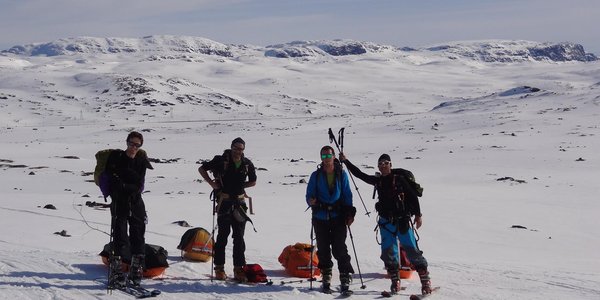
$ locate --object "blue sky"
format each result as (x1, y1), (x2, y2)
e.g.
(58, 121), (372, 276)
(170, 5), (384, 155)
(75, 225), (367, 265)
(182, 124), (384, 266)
(1, 0), (598, 54)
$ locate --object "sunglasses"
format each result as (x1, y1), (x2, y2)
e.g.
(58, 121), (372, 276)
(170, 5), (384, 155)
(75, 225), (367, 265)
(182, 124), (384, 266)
(378, 160), (390, 166)
(321, 153), (333, 159)
(232, 145), (245, 151)
(127, 141), (142, 148)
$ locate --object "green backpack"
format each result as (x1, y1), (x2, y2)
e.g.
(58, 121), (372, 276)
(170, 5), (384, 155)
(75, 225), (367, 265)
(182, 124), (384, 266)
(94, 149), (149, 198)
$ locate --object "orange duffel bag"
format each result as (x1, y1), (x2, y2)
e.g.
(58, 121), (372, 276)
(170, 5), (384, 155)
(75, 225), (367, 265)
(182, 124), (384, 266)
(278, 242), (321, 278)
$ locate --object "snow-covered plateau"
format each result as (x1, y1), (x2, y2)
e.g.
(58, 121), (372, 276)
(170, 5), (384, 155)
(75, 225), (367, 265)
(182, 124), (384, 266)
(1, 36), (599, 299)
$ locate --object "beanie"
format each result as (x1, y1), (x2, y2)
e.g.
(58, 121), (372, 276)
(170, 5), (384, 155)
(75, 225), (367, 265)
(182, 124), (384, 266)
(378, 153), (391, 163)
(231, 137), (246, 147)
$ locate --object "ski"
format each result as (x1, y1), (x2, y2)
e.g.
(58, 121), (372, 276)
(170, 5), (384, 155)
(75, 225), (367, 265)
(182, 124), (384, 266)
(380, 286), (407, 298)
(111, 285), (161, 298)
(99, 278), (160, 299)
(409, 286), (440, 300)
(206, 274), (273, 286)
(321, 286), (334, 294)
(318, 285), (352, 297)
(338, 289), (353, 298)
(381, 290), (394, 297)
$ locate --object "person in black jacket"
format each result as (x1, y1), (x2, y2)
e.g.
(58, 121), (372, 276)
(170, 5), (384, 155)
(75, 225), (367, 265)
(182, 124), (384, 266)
(339, 153), (432, 295)
(106, 131), (153, 288)
(198, 137), (257, 282)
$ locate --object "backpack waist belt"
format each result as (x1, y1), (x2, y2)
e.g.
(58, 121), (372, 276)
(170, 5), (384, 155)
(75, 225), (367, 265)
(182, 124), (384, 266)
(220, 193), (245, 200)
(312, 201), (342, 212)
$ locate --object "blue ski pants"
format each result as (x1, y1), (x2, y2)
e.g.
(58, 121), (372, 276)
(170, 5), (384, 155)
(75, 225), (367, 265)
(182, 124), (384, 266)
(378, 216), (428, 271)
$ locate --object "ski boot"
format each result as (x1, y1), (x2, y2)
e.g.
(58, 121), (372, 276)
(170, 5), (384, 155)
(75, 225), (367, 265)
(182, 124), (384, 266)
(214, 265), (227, 280)
(417, 267), (432, 295)
(320, 267), (333, 293)
(388, 268), (401, 294)
(127, 254), (145, 287)
(233, 266), (248, 283)
(108, 255), (126, 289)
(339, 272), (352, 295)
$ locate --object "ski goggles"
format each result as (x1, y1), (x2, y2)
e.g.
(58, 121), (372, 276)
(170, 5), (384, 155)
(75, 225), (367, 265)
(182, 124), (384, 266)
(378, 160), (391, 166)
(321, 154), (333, 159)
(127, 141), (142, 148)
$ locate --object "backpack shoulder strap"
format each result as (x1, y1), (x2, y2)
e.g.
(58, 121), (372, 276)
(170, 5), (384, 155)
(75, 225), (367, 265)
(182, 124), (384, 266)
(221, 150), (231, 171)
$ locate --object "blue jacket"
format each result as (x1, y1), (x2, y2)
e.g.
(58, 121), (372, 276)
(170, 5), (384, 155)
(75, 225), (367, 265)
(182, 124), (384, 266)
(306, 166), (353, 220)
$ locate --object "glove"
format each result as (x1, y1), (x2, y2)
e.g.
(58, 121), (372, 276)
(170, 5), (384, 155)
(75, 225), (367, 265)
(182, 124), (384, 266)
(343, 206), (356, 226)
(346, 216), (354, 226)
(343, 206), (357, 218)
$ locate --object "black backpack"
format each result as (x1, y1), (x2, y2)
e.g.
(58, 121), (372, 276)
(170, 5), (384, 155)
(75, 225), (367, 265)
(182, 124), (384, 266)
(100, 243), (168, 277)
(391, 168), (423, 197)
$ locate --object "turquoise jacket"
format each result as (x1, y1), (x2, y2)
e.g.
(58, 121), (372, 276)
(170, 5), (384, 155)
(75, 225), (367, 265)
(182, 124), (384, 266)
(305, 166), (353, 220)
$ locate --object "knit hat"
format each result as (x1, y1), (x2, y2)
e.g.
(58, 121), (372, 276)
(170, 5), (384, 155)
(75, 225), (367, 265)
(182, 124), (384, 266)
(378, 153), (391, 163)
(231, 137), (246, 147)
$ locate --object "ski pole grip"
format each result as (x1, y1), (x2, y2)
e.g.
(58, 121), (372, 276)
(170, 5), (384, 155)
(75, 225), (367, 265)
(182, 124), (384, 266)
(248, 196), (254, 215)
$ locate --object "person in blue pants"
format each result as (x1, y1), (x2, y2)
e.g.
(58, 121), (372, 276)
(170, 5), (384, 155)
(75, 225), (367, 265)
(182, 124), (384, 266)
(340, 153), (432, 295)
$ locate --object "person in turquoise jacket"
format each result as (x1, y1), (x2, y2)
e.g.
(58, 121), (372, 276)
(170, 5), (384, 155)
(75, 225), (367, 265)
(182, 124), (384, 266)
(306, 145), (356, 294)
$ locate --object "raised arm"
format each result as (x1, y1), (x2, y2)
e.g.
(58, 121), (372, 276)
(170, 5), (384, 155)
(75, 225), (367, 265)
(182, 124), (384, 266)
(339, 154), (378, 185)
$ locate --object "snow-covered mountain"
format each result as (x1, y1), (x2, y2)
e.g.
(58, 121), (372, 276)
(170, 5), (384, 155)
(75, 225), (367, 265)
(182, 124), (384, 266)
(264, 40), (398, 58)
(425, 40), (597, 62)
(3, 35), (597, 62)
(1, 35), (599, 300)
(1, 35), (598, 128)
(2, 36), (238, 57)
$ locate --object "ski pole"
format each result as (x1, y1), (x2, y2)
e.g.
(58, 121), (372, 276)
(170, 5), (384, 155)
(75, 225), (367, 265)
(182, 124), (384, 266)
(309, 223), (316, 290)
(209, 190), (220, 282)
(107, 203), (116, 294)
(200, 195), (218, 264)
(328, 128), (371, 217)
(347, 173), (370, 217)
(338, 128), (345, 153)
(328, 128), (341, 150)
(347, 225), (366, 289)
(281, 279), (304, 285)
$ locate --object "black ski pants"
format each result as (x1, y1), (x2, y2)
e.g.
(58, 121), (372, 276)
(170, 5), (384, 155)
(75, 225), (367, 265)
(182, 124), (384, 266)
(214, 213), (246, 267)
(111, 193), (146, 257)
(313, 217), (355, 274)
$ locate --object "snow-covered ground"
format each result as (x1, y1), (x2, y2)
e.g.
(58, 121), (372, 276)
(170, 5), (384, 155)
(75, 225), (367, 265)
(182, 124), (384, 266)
(1, 37), (599, 299)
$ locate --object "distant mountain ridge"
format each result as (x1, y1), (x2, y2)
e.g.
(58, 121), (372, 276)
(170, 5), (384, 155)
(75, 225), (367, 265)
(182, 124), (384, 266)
(2, 35), (597, 63)
(425, 40), (597, 62)
(2, 36), (236, 57)
(264, 40), (397, 58)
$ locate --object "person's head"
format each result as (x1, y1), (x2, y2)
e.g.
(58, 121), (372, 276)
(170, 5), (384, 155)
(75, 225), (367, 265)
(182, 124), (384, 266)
(230, 137), (245, 160)
(125, 131), (143, 157)
(378, 153), (392, 175)
(320, 145), (335, 168)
